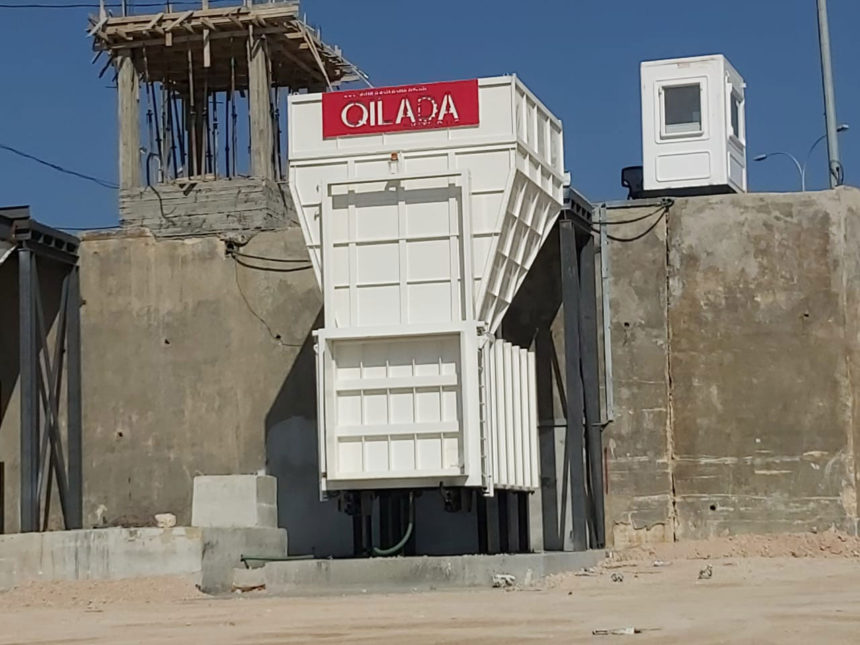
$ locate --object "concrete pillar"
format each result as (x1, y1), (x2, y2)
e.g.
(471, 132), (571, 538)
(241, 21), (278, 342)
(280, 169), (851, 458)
(248, 35), (274, 180)
(116, 50), (140, 189)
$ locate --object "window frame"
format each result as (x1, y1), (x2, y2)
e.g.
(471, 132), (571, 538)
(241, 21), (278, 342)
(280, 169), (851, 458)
(658, 79), (707, 141)
(728, 88), (745, 146)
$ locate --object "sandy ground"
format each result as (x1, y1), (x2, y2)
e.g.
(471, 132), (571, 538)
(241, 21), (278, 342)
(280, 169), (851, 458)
(3, 534), (860, 644)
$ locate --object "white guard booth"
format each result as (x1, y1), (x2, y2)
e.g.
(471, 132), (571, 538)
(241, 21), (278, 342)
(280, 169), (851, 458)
(641, 54), (747, 194)
(288, 76), (564, 496)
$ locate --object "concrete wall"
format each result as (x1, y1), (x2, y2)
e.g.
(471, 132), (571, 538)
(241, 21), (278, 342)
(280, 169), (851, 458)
(72, 225), (357, 553)
(5, 187), (858, 553)
(604, 187), (860, 546)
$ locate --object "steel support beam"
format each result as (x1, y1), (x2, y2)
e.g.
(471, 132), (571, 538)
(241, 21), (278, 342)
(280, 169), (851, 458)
(578, 233), (605, 549)
(67, 267), (83, 529)
(517, 491), (530, 553)
(498, 490), (510, 553)
(18, 248), (39, 533)
(559, 219), (588, 551)
(4, 206), (82, 534)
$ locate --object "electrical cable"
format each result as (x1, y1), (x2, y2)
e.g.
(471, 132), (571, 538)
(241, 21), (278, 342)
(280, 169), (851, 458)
(231, 249), (309, 264)
(0, 143), (118, 189)
(371, 492), (414, 557)
(233, 256), (312, 273)
(595, 206), (668, 243)
(591, 203), (670, 226)
(231, 256), (304, 348)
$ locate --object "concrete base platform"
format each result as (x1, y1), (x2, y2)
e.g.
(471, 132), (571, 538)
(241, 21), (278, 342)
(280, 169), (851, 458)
(264, 551), (604, 595)
(0, 526), (287, 594)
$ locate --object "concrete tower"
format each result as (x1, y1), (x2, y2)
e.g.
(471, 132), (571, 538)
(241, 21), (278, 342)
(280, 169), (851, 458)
(89, 1), (361, 236)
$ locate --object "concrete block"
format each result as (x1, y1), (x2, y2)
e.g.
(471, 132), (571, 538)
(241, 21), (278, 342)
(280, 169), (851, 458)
(192, 475), (278, 529)
(199, 527), (287, 594)
(264, 551), (603, 595)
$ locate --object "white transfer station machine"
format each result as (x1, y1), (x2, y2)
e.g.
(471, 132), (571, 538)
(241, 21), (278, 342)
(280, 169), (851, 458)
(288, 76), (565, 554)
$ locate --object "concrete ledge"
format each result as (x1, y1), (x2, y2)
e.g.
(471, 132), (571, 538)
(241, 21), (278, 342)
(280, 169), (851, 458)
(0, 526), (287, 594)
(264, 551), (604, 595)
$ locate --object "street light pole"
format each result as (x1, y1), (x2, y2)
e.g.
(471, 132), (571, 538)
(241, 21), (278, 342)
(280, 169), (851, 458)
(802, 124), (848, 189)
(754, 152), (804, 191)
(754, 124), (848, 190)
(817, 0), (842, 187)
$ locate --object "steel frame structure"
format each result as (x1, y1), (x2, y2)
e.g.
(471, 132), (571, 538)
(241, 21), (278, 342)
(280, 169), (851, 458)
(559, 189), (605, 551)
(0, 206), (82, 533)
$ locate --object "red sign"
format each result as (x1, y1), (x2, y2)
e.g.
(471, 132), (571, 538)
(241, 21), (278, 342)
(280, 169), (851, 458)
(322, 79), (480, 138)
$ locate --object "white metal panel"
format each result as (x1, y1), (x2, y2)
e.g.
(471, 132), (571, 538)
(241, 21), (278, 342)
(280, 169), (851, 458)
(318, 330), (539, 493)
(323, 332), (463, 483)
(318, 324), (485, 491)
(526, 350), (539, 489)
(289, 76), (562, 168)
(491, 340), (506, 487)
(321, 171), (474, 329)
(641, 54), (747, 193)
(484, 338), (539, 491)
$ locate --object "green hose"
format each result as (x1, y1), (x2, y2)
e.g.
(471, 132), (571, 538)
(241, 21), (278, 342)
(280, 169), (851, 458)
(240, 554), (313, 568)
(372, 492), (414, 557)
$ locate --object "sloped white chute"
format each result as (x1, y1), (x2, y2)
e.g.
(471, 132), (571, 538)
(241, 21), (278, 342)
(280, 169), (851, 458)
(288, 75), (564, 333)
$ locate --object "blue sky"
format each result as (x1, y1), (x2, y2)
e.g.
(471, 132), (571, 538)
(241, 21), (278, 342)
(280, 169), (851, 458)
(0, 0), (857, 228)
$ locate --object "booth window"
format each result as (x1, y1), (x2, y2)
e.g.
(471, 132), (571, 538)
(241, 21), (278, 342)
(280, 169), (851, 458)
(663, 84), (702, 136)
(730, 91), (743, 140)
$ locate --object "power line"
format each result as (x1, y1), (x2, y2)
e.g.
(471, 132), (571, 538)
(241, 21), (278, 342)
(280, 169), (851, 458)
(0, 143), (118, 189)
(58, 225), (121, 231)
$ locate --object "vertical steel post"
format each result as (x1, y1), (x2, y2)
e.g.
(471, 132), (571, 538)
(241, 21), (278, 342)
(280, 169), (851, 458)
(18, 247), (39, 532)
(67, 266), (83, 529)
(817, 0), (842, 187)
(476, 493), (489, 553)
(498, 490), (510, 553)
(598, 206), (614, 422)
(578, 233), (605, 549)
(516, 491), (530, 553)
(351, 512), (363, 557)
(560, 219), (588, 551)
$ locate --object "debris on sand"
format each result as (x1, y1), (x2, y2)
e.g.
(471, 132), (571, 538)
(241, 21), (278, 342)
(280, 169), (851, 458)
(492, 574), (516, 588)
(593, 627), (641, 636)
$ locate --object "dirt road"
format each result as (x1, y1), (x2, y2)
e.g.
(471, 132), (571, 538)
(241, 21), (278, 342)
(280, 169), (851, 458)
(3, 537), (860, 643)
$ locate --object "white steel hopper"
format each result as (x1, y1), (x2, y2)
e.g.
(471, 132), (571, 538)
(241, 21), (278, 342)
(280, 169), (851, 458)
(288, 75), (564, 334)
(287, 76), (564, 494)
